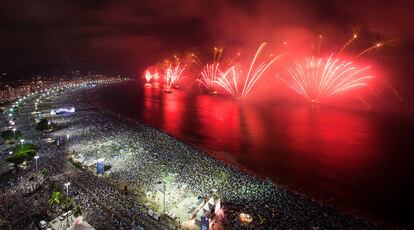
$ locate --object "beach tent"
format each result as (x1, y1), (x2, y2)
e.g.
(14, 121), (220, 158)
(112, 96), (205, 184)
(68, 216), (95, 230)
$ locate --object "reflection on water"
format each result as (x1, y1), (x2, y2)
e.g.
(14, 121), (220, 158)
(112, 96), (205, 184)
(100, 84), (414, 226)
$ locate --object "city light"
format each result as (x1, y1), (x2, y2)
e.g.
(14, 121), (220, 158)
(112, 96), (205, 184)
(0, 2), (410, 229)
(64, 182), (71, 196)
(34, 155), (39, 170)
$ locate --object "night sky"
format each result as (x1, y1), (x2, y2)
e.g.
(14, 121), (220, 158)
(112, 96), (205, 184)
(1, 0), (414, 93)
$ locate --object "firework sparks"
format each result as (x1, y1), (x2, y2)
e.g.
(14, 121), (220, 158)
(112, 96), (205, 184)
(280, 55), (374, 103)
(241, 43), (284, 97)
(191, 53), (204, 69)
(356, 94), (372, 110)
(145, 70), (152, 83)
(355, 42), (383, 59)
(164, 65), (185, 93)
(222, 52), (241, 66)
(338, 33), (358, 56)
(192, 47), (225, 94)
(216, 43), (283, 98)
(216, 66), (239, 97)
(388, 83), (404, 102)
(213, 47), (223, 63)
(144, 69), (161, 87)
(153, 72), (160, 81)
(197, 63), (221, 94)
(317, 34), (323, 56)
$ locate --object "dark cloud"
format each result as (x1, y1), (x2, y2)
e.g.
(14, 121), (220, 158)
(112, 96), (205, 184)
(0, 0), (413, 78)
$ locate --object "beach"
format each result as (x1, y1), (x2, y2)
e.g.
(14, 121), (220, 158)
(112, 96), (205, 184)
(1, 81), (380, 229)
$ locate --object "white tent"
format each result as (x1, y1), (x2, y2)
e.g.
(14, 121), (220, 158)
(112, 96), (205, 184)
(67, 216), (95, 230)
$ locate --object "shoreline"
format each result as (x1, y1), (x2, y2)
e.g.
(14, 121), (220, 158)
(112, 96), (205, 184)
(90, 83), (400, 228)
(64, 83), (384, 229)
(0, 82), (394, 229)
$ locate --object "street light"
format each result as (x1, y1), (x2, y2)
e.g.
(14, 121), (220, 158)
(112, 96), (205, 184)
(63, 181), (71, 229)
(157, 181), (166, 215)
(20, 139), (25, 148)
(34, 155), (39, 171)
(12, 128), (16, 139)
(64, 182), (70, 196)
(48, 121), (51, 130)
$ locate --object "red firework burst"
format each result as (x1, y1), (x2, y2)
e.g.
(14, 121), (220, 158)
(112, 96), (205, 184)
(164, 65), (185, 93)
(279, 55), (374, 103)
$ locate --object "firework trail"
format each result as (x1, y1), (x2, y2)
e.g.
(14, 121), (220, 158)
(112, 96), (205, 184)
(356, 94), (372, 110)
(213, 47), (223, 63)
(145, 70), (152, 83)
(164, 65), (185, 93)
(317, 35), (323, 56)
(355, 42), (383, 59)
(338, 33), (358, 56)
(216, 66), (239, 97)
(193, 47), (224, 94)
(191, 53), (204, 69)
(216, 43), (284, 98)
(241, 42), (283, 97)
(388, 83), (404, 102)
(222, 52), (241, 66)
(197, 63), (221, 94)
(151, 70), (160, 87)
(280, 55), (374, 103)
(192, 47), (223, 67)
(153, 72), (160, 81)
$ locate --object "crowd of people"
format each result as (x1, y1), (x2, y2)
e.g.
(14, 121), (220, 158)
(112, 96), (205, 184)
(0, 82), (378, 229)
(63, 86), (376, 229)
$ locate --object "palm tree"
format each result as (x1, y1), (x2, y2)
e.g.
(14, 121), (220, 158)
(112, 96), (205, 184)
(48, 191), (62, 206)
(63, 196), (74, 228)
(63, 196), (73, 210)
(73, 204), (82, 217)
(41, 168), (49, 176)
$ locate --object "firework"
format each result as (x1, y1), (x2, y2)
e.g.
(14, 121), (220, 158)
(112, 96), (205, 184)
(356, 94), (372, 110)
(216, 42), (284, 98)
(338, 33), (358, 56)
(280, 55), (374, 103)
(317, 34), (323, 56)
(222, 52), (241, 66)
(144, 70), (152, 87)
(216, 66), (239, 97)
(355, 42), (383, 59)
(164, 65), (185, 93)
(153, 72), (160, 81)
(197, 63), (221, 94)
(214, 47), (223, 63)
(144, 69), (161, 87)
(192, 47), (224, 94)
(145, 70), (153, 83)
